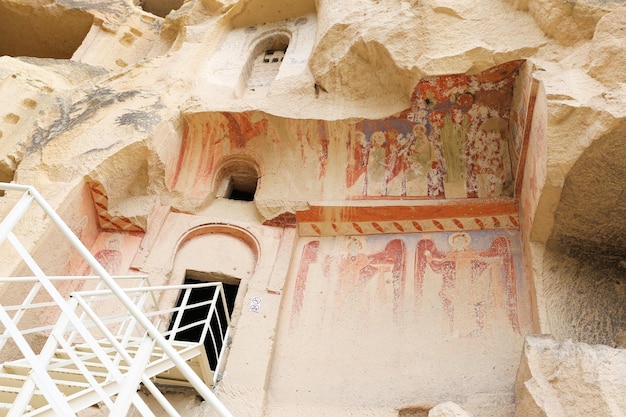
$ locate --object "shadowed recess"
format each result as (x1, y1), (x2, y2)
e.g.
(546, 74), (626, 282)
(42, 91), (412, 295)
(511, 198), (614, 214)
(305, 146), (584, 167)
(0, 3), (93, 58)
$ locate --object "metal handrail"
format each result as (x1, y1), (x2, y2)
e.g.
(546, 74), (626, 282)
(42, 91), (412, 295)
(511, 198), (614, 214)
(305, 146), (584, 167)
(0, 183), (233, 416)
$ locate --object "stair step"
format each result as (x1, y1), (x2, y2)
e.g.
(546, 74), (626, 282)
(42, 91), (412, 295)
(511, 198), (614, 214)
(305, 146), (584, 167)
(0, 339), (214, 416)
(0, 371), (91, 393)
(55, 347), (164, 364)
(1, 364), (109, 384)
(3, 358), (129, 376)
(72, 338), (194, 354)
(0, 372), (28, 388)
(0, 385), (48, 409)
(0, 402), (33, 417)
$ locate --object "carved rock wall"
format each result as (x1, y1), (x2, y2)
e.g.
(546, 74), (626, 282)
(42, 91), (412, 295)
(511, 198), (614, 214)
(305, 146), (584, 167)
(0, 0), (626, 416)
(515, 335), (626, 417)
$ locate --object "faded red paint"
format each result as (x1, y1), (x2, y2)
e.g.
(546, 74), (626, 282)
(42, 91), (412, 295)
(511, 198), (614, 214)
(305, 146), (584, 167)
(290, 241), (320, 327)
(415, 234), (520, 336)
(347, 60), (527, 200)
(221, 112), (268, 149)
(333, 238), (407, 317)
(317, 120), (329, 179)
(393, 222), (404, 232)
(372, 222), (384, 233)
(296, 199), (518, 223)
(291, 238), (407, 325)
(263, 212), (297, 228)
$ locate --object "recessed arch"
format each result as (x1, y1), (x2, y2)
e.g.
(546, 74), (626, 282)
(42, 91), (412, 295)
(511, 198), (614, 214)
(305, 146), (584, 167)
(239, 31), (292, 97)
(214, 156), (261, 202)
(173, 223), (260, 277)
(543, 119), (626, 346)
(169, 223), (260, 373)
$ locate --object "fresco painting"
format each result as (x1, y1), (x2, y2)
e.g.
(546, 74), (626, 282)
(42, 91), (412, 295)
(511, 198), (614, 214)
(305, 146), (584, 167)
(172, 112), (269, 198)
(64, 183), (100, 275)
(416, 233), (520, 337)
(347, 60), (528, 199)
(279, 231), (531, 409)
(290, 230), (529, 338)
(79, 232), (143, 276)
(171, 61), (531, 205)
(290, 237), (406, 329)
(509, 60), (533, 175)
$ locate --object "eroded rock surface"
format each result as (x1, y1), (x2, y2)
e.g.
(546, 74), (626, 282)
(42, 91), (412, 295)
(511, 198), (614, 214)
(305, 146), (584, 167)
(515, 335), (626, 417)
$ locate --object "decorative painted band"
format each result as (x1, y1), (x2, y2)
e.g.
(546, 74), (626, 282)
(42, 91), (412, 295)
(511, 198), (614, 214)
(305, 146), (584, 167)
(298, 214), (519, 236)
(296, 199), (519, 236)
(88, 181), (145, 232)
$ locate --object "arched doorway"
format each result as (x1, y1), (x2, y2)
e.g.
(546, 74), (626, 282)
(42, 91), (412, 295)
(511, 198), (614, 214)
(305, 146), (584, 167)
(169, 225), (259, 372)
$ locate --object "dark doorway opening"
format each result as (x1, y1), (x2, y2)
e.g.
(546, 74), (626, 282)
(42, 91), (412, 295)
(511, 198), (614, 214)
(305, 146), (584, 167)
(228, 186), (255, 201)
(169, 274), (240, 370)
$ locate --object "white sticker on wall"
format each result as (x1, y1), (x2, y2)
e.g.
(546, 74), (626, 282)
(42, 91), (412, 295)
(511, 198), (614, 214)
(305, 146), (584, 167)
(250, 297), (261, 312)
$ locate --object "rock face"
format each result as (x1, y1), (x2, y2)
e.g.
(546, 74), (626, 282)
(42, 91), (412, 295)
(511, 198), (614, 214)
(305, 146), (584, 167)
(515, 335), (626, 417)
(0, 0), (625, 417)
(429, 402), (473, 417)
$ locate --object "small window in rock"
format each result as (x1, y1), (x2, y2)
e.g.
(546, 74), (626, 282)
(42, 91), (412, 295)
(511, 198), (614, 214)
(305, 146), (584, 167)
(228, 183), (256, 201)
(216, 159), (259, 202)
(242, 34), (290, 96)
(263, 49), (285, 63)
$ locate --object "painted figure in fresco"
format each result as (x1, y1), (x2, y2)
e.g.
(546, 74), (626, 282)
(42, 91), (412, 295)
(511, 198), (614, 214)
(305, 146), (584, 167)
(464, 103), (511, 198)
(367, 131), (388, 196)
(349, 119), (434, 198)
(385, 132), (409, 196)
(333, 237), (406, 317)
(427, 161), (446, 198)
(82, 236), (123, 275)
(415, 233), (520, 336)
(404, 125), (431, 196)
(387, 125), (432, 197)
(440, 106), (470, 186)
(290, 237), (406, 329)
(290, 240), (320, 328)
(348, 131), (371, 196)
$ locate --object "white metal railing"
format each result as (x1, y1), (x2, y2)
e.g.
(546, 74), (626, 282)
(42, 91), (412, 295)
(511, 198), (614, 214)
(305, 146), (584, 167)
(0, 183), (233, 416)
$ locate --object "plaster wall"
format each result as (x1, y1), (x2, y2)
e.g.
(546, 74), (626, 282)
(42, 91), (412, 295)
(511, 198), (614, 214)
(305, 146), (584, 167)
(267, 230), (534, 417)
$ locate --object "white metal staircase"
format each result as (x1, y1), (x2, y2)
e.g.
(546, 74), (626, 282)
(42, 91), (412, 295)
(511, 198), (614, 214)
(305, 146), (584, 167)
(0, 183), (234, 417)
